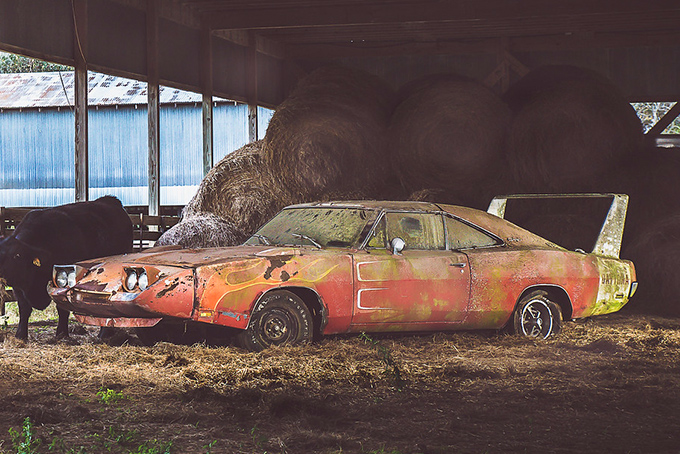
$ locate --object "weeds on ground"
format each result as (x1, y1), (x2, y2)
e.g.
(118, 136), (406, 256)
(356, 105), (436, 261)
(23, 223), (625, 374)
(3, 417), (174, 454)
(7, 417), (40, 454)
(97, 387), (127, 405)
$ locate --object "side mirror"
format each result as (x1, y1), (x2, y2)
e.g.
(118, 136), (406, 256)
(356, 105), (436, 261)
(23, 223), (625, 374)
(390, 237), (405, 255)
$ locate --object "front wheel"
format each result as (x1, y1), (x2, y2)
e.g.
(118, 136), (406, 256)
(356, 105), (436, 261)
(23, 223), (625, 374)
(236, 290), (312, 352)
(513, 292), (562, 339)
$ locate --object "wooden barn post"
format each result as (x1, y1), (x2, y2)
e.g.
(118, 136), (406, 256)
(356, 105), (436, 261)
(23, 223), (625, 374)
(147, 0), (160, 217)
(73, 0), (89, 202)
(201, 23), (214, 175)
(247, 31), (258, 143)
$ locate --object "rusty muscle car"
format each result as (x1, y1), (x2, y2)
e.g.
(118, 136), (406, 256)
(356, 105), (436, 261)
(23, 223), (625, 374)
(48, 195), (637, 351)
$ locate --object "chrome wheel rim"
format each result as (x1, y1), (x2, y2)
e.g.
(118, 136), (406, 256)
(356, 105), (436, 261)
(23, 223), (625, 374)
(520, 299), (553, 339)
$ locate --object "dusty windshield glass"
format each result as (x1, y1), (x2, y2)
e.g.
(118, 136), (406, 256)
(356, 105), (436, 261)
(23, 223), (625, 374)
(246, 207), (378, 248)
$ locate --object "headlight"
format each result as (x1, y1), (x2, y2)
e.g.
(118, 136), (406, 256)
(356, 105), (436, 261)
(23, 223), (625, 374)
(138, 270), (149, 291)
(125, 269), (138, 291)
(67, 269), (76, 287)
(54, 266), (77, 288)
(123, 267), (155, 291)
(55, 270), (69, 288)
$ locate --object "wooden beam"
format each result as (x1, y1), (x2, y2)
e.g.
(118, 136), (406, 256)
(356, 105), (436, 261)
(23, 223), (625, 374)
(73, 0), (88, 202)
(213, 30), (285, 59)
(204, 0), (680, 30)
(246, 31), (258, 142)
(647, 102), (680, 136)
(201, 24), (214, 175)
(284, 28), (680, 60)
(147, 0), (160, 217)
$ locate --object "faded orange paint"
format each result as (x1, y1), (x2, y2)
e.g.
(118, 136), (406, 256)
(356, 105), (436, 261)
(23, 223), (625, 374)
(47, 200), (637, 337)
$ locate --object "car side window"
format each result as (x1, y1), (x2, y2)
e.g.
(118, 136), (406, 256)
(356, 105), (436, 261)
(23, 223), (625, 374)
(445, 215), (499, 250)
(366, 215), (387, 248)
(385, 212), (445, 250)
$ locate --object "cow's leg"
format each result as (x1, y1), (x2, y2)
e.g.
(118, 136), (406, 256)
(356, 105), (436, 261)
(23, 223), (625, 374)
(56, 306), (70, 339)
(15, 292), (32, 340)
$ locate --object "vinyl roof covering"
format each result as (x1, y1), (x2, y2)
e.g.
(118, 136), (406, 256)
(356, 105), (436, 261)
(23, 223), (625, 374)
(0, 72), (206, 109)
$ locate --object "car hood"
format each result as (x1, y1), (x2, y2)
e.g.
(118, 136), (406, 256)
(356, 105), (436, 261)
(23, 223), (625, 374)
(105, 245), (306, 269)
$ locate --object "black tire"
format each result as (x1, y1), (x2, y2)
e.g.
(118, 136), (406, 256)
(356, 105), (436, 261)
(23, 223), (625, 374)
(237, 290), (312, 352)
(513, 292), (562, 339)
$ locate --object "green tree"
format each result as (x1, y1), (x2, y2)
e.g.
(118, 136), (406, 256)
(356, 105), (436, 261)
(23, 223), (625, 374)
(632, 102), (680, 134)
(0, 53), (70, 74)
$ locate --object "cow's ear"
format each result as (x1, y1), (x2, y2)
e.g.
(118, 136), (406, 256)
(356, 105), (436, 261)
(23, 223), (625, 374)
(32, 257), (41, 267)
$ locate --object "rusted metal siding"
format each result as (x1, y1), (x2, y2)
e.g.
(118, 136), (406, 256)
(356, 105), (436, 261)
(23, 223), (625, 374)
(0, 72), (204, 109)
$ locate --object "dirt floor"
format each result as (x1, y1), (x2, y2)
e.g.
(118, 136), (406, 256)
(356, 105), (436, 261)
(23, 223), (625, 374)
(0, 309), (679, 454)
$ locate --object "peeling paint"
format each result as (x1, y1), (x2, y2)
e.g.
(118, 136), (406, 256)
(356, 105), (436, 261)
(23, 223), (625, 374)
(263, 256), (293, 280)
(48, 199), (636, 340)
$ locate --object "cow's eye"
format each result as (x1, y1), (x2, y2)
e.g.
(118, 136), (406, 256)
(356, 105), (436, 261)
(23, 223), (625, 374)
(13, 253), (20, 259)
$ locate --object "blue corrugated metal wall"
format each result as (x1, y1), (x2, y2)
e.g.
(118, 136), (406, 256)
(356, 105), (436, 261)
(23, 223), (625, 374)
(0, 103), (273, 207)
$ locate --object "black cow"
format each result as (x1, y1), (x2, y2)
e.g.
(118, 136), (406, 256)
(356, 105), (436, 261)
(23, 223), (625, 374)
(0, 196), (132, 339)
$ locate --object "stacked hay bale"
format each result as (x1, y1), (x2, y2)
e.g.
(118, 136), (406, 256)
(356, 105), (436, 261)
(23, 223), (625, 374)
(613, 150), (680, 314)
(155, 62), (677, 317)
(264, 65), (397, 201)
(624, 215), (680, 316)
(155, 213), (245, 249)
(181, 141), (293, 237)
(158, 66), (397, 248)
(157, 141), (293, 248)
(389, 74), (512, 209)
(503, 65), (644, 193)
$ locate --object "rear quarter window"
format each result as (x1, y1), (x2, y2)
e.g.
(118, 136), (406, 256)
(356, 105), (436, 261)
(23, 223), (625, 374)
(445, 216), (500, 250)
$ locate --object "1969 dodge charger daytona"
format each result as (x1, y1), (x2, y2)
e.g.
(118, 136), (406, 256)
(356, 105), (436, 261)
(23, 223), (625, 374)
(48, 194), (637, 351)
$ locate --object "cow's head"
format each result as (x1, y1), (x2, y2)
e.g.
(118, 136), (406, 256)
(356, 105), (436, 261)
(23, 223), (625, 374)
(0, 236), (52, 287)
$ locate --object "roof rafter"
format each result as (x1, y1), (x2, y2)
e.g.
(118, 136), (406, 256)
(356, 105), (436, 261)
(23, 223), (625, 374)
(200, 0), (680, 31)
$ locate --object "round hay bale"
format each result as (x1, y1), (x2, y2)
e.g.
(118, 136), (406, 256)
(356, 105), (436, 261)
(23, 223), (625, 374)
(388, 74), (512, 209)
(503, 65), (644, 192)
(184, 140), (295, 236)
(623, 214), (680, 316)
(155, 213), (246, 248)
(264, 66), (395, 198)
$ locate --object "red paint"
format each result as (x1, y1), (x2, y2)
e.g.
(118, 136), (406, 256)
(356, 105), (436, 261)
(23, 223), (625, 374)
(47, 200), (636, 339)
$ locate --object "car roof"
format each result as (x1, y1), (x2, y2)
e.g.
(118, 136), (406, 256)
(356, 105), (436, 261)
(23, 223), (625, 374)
(287, 200), (442, 212)
(285, 200), (560, 250)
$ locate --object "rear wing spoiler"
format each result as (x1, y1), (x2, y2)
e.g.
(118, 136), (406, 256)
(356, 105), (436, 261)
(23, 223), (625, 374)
(487, 193), (629, 259)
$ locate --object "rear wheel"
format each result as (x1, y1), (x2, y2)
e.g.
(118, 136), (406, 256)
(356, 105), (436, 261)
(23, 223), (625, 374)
(513, 292), (562, 339)
(237, 290), (312, 352)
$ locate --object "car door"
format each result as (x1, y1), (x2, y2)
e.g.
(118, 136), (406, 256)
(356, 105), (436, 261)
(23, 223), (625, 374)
(351, 211), (471, 328)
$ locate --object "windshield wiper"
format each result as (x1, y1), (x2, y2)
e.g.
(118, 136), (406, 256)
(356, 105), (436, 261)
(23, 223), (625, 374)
(252, 234), (271, 245)
(292, 233), (322, 249)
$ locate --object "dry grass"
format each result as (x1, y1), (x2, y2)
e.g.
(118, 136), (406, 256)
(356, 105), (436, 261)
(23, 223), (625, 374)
(0, 310), (679, 453)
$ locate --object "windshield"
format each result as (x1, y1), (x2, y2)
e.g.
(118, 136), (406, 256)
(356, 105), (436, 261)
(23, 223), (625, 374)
(245, 207), (379, 248)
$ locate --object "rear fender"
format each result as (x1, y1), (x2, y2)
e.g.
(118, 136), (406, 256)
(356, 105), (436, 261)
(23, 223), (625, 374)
(513, 284), (574, 322)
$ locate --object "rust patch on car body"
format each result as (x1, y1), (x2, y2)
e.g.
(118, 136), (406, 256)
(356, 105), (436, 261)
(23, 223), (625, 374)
(48, 197), (636, 341)
(263, 255), (293, 280)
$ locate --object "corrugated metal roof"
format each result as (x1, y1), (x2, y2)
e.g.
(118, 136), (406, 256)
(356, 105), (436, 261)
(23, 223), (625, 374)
(0, 72), (205, 109)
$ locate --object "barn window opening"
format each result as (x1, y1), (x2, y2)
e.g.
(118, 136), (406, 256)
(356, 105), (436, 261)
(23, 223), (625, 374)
(631, 102), (680, 149)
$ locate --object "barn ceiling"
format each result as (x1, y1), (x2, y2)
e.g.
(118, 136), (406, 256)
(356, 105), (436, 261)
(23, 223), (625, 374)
(2, 0), (679, 102)
(169, 0), (680, 59)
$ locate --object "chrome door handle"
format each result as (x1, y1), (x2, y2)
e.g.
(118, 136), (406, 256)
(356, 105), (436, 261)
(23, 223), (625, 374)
(450, 262), (466, 268)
